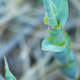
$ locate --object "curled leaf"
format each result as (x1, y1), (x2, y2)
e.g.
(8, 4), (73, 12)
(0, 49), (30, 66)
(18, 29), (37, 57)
(41, 37), (65, 52)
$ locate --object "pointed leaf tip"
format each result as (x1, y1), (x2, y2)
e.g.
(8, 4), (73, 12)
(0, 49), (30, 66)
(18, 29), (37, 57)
(4, 56), (17, 80)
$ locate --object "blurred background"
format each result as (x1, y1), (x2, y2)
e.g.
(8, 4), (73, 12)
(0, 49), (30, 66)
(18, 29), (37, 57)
(0, 0), (80, 80)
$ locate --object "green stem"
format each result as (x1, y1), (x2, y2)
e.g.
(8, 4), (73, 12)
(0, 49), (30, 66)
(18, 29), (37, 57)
(49, 26), (65, 46)
(42, 0), (58, 27)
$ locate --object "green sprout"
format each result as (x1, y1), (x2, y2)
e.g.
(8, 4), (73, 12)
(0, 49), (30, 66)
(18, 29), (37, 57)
(42, 0), (77, 79)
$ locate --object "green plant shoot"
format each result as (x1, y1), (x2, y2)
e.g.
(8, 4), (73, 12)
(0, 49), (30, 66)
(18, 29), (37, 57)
(42, 0), (77, 79)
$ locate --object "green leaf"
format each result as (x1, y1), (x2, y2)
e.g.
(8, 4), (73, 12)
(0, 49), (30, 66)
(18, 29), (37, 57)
(52, 0), (68, 26)
(41, 37), (65, 52)
(4, 56), (17, 80)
